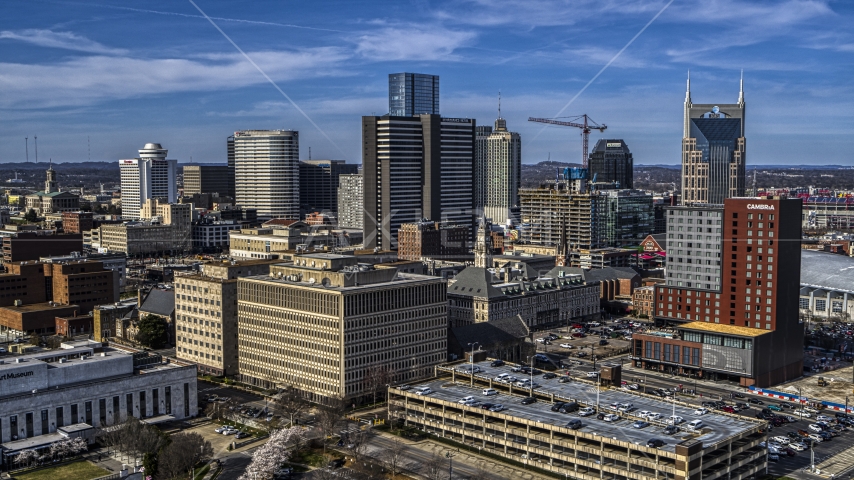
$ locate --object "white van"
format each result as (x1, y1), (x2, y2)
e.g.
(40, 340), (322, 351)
(687, 419), (704, 431)
(482, 388), (498, 396)
(414, 387), (433, 396)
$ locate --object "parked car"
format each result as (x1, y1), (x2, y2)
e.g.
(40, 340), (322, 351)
(558, 376), (572, 383)
(482, 388), (498, 396)
(667, 416), (685, 425)
(489, 404), (505, 412)
(235, 431), (250, 439)
(490, 359), (505, 367)
(481, 403), (496, 410)
(768, 405), (782, 412)
(560, 343), (574, 349)
(633, 420), (650, 429)
(794, 410), (812, 418)
(578, 407), (596, 417)
(693, 408), (709, 416)
(808, 424), (823, 433)
(566, 419), (583, 430)
(521, 397), (537, 405)
(646, 413), (662, 421)
(552, 402), (567, 412)
(647, 439), (665, 448)
(663, 425), (679, 435)
(598, 340), (609, 346)
(586, 372), (599, 378)
(459, 396), (475, 404)
(603, 414), (620, 422)
(748, 398), (764, 405)
(543, 372), (557, 379)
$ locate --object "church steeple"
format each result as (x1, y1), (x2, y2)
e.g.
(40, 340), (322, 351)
(44, 159), (57, 193)
(474, 217), (493, 268)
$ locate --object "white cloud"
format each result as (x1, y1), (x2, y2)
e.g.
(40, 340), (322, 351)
(0, 47), (351, 109)
(436, 0), (661, 27)
(355, 26), (476, 61)
(0, 29), (128, 55)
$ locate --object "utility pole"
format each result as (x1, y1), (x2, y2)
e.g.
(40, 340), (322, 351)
(468, 342), (480, 387)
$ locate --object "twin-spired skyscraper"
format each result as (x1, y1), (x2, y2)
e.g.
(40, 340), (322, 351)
(681, 73), (746, 205)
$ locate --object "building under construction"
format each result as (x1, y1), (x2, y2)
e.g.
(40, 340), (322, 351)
(519, 169), (653, 256)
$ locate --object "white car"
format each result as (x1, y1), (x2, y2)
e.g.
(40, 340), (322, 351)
(771, 436), (790, 445)
(607, 402), (620, 411)
(536, 338), (546, 343)
(415, 387), (433, 395)
(647, 413), (662, 421)
(816, 415), (833, 422)
(808, 434), (823, 443)
(586, 372), (599, 378)
(637, 410), (652, 419)
(667, 415), (685, 425)
(603, 414), (620, 422)
(790, 442), (807, 452)
(618, 403), (634, 412)
(808, 424), (823, 433)
(459, 396), (475, 404)
(578, 407), (596, 416)
(693, 408), (709, 416)
(494, 373), (510, 382)
(794, 410), (812, 418)
(560, 343), (574, 349)
(482, 388), (498, 396)
(0, 347), (6, 353)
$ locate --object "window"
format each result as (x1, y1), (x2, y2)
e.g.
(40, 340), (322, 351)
(692, 348), (700, 366)
(815, 299), (827, 311)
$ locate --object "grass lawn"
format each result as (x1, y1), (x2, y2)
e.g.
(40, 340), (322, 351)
(11, 460), (109, 480)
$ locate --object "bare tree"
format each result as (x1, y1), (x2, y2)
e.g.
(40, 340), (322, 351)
(157, 432), (213, 480)
(347, 425), (374, 464)
(378, 437), (408, 479)
(421, 452), (447, 480)
(275, 387), (310, 427)
(316, 399), (347, 456)
(364, 366), (394, 405)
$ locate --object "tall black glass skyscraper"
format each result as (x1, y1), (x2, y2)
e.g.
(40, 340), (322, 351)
(389, 73), (440, 116)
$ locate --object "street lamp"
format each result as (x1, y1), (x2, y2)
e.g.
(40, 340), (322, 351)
(526, 355), (535, 393)
(467, 342), (480, 387)
(445, 449), (458, 479)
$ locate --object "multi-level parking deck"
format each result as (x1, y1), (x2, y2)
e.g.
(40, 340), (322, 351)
(389, 360), (767, 480)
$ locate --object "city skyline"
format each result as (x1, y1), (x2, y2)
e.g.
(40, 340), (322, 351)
(0, 1), (851, 167)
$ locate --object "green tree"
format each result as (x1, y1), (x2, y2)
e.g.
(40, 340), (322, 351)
(24, 208), (39, 223)
(142, 451), (158, 479)
(136, 315), (168, 349)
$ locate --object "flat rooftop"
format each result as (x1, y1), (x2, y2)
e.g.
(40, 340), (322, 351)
(679, 322), (771, 338)
(404, 360), (762, 453)
(0, 302), (80, 313)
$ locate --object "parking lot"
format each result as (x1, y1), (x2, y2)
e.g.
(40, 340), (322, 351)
(534, 319), (641, 363)
(432, 360), (762, 453)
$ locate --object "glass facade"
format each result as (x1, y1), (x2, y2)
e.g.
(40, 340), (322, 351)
(389, 73), (439, 116)
(594, 189), (654, 247)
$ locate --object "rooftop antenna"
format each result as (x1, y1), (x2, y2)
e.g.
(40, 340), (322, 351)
(25, 137), (28, 163)
(752, 169), (757, 196)
(498, 91), (501, 119)
(34, 135), (38, 163)
(87, 136), (91, 161)
(309, 146), (311, 160)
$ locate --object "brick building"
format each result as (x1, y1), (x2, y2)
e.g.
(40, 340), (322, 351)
(0, 303), (80, 334)
(55, 314), (94, 336)
(632, 285), (655, 318)
(397, 220), (468, 261)
(633, 197), (803, 387)
(2, 233), (83, 264)
(62, 212), (94, 234)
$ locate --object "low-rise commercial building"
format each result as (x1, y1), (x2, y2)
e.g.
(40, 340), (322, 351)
(2, 232), (83, 265)
(55, 314), (94, 336)
(61, 212), (93, 234)
(0, 346), (197, 449)
(192, 220), (243, 251)
(238, 254), (447, 404)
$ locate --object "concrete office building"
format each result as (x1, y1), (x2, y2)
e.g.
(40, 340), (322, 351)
(588, 139), (633, 189)
(175, 261), (275, 377)
(94, 200), (192, 256)
(482, 117), (521, 225)
(237, 254), (447, 404)
(192, 219), (243, 251)
(229, 130), (300, 220)
(391, 363), (767, 480)
(362, 115), (475, 250)
(299, 160), (358, 214)
(182, 165), (233, 197)
(635, 197), (803, 387)
(119, 143), (178, 220)
(337, 174), (363, 230)
(0, 346), (197, 448)
(681, 74), (746, 205)
(388, 73), (439, 116)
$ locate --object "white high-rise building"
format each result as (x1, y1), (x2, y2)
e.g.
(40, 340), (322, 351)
(228, 130), (299, 220)
(483, 117), (521, 225)
(119, 143), (177, 220)
(337, 173), (363, 229)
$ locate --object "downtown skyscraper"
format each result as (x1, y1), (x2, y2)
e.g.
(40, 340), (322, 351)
(362, 114), (475, 250)
(388, 73), (440, 116)
(480, 116), (521, 225)
(681, 73), (746, 205)
(228, 130), (300, 220)
(119, 143), (177, 220)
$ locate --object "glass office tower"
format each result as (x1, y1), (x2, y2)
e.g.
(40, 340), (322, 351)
(389, 73), (440, 116)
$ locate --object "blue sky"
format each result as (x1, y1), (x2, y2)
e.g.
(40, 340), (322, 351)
(0, 0), (851, 166)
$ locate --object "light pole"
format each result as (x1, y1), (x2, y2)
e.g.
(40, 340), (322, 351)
(445, 449), (457, 479)
(526, 355), (535, 393)
(467, 342), (480, 387)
